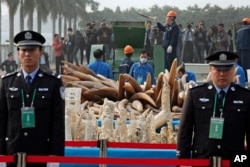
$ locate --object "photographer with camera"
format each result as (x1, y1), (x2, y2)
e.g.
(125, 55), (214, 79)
(207, 25), (218, 56)
(194, 21), (207, 63)
(85, 22), (98, 64)
(216, 23), (228, 51)
(182, 22), (194, 63)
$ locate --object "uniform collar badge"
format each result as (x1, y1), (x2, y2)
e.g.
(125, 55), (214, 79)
(38, 73), (43, 77)
(17, 72), (22, 77)
(231, 87), (236, 91)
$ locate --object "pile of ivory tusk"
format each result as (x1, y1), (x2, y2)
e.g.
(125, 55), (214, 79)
(62, 59), (191, 143)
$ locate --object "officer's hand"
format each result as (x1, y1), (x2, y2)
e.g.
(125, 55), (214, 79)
(167, 45), (173, 53)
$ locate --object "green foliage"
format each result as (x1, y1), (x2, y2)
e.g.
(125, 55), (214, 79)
(82, 3), (250, 30)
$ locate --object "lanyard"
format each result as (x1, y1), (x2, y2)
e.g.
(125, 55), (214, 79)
(212, 93), (225, 118)
(21, 89), (37, 108)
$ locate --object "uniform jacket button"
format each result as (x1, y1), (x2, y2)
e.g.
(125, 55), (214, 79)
(47, 138), (50, 142)
(5, 137), (8, 141)
(24, 132), (28, 136)
(217, 145), (221, 149)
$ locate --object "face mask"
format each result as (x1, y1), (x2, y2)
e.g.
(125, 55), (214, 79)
(140, 58), (147, 64)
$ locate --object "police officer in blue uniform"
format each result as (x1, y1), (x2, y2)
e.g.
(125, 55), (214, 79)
(177, 51), (250, 166)
(0, 30), (65, 167)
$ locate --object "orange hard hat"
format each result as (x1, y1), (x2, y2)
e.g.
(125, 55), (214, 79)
(242, 18), (250, 24)
(167, 10), (177, 18)
(124, 45), (134, 54)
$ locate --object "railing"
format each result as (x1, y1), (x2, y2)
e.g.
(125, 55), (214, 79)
(0, 140), (231, 167)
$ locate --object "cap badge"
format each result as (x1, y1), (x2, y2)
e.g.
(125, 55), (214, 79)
(24, 32), (32, 40)
(219, 54), (227, 61)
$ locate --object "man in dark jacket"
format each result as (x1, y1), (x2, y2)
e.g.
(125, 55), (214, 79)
(97, 21), (112, 60)
(157, 10), (179, 71)
(177, 51), (250, 167)
(85, 23), (98, 64)
(193, 21), (207, 63)
(0, 30), (65, 167)
(72, 30), (85, 65)
(65, 27), (74, 63)
(236, 18), (250, 70)
(0, 52), (18, 73)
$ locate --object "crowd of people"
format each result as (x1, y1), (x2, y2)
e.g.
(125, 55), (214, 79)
(0, 9), (250, 167)
(1, 16), (248, 79)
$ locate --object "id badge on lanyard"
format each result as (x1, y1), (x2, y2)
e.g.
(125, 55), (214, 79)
(209, 92), (225, 139)
(209, 117), (224, 139)
(21, 89), (37, 128)
(21, 107), (35, 128)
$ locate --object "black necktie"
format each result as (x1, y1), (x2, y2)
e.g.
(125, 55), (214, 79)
(25, 75), (32, 87)
(219, 90), (225, 101)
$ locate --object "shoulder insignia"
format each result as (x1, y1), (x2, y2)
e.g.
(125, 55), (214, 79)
(1, 71), (18, 79)
(233, 83), (250, 91)
(190, 82), (207, 90)
(43, 72), (61, 79)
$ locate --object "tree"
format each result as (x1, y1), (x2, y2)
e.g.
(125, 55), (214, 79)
(36, 0), (50, 33)
(3, 0), (19, 52)
(0, 0), (2, 47)
(19, 0), (24, 31)
(22, 0), (35, 30)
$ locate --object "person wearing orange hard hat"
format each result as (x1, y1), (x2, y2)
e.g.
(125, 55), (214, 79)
(166, 10), (177, 18)
(242, 18), (250, 25)
(156, 10), (179, 71)
(119, 45), (134, 73)
(236, 17), (250, 75)
(123, 45), (134, 54)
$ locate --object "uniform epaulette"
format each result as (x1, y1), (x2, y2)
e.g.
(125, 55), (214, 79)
(234, 83), (250, 91)
(44, 72), (62, 79)
(190, 82), (207, 90)
(1, 71), (18, 79)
